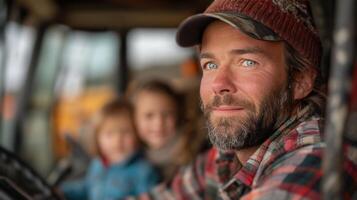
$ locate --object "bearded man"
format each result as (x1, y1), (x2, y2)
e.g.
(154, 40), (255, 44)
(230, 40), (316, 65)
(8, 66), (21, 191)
(129, 0), (357, 199)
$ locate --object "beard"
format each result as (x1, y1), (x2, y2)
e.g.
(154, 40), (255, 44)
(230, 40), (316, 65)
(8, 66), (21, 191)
(202, 85), (293, 151)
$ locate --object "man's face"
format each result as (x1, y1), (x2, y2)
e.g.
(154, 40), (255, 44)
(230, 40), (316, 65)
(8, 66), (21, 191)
(200, 21), (293, 150)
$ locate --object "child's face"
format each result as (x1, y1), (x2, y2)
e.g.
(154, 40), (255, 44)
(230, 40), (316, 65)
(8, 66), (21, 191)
(134, 91), (177, 149)
(98, 114), (137, 164)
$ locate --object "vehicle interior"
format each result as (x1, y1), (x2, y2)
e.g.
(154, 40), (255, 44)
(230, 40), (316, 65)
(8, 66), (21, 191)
(0, 0), (355, 199)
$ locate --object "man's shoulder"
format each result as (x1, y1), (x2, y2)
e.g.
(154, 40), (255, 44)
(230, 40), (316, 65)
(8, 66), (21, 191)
(265, 142), (324, 172)
(280, 116), (324, 152)
(252, 136), (325, 199)
(256, 116), (325, 180)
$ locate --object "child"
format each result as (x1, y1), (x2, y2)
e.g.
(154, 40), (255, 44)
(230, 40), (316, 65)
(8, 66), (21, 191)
(127, 79), (207, 182)
(61, 98), (160, 200)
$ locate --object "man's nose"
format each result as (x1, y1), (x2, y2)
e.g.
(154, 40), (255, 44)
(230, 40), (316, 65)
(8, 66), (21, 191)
(212, 67), (237, 95)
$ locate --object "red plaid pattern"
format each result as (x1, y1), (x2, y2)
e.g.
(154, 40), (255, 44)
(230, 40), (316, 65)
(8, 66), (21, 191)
(128, 108), (357, 199)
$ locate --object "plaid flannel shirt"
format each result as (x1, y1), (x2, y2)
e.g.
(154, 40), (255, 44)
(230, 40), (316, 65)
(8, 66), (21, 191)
(130, 107), (357, 200)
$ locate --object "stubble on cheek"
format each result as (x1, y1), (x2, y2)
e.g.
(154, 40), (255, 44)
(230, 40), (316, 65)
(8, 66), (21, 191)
(201, 83), (293, 150)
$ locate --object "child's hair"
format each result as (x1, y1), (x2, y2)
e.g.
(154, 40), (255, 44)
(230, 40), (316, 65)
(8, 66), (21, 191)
(92, 98), (139, 157)
(127, 79), (184, 126)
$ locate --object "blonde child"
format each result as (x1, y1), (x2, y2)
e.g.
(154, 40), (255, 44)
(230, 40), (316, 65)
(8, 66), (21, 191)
(61, 98), (160, 200)
(128, 80), (207, 182)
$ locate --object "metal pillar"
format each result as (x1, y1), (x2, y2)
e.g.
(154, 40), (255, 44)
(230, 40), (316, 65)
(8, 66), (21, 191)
(322, 0), (356, 199)
(118, 29), (129, 95)
(0, 0), (9, 142)
(13, 24), (47, 154)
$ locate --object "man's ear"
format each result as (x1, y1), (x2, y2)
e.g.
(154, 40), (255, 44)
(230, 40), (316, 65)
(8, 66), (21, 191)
(292, 68), (317, 100)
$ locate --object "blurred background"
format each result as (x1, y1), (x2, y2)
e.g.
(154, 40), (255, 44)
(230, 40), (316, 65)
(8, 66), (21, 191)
(0, 0), (211, 179)
(0, 0), (354, 187)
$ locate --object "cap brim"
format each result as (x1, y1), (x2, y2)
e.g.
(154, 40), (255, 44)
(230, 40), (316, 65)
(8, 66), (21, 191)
(176, 12), (281, 47)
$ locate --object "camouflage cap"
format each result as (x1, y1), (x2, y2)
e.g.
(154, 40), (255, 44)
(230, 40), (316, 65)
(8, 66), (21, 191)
(177, 12), (281, 47)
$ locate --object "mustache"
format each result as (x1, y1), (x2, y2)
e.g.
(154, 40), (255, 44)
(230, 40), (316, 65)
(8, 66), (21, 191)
(202, 94), (256, 112)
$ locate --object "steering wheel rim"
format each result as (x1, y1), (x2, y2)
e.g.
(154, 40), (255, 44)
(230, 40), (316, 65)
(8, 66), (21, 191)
(0, 145), (61, 200)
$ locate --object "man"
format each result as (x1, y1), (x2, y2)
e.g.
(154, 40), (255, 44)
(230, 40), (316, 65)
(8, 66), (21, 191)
(131, 0), (357, 199)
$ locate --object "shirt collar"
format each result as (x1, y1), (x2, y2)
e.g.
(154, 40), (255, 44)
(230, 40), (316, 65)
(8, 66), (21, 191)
(220, 106), (317, 194)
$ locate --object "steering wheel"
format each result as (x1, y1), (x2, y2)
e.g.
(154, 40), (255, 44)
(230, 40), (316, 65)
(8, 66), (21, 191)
(0, 146), (62, 200)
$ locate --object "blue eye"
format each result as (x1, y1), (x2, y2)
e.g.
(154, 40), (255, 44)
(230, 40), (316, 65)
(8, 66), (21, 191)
(242, 60), (257, 67)
(205, 62), (218, 70)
